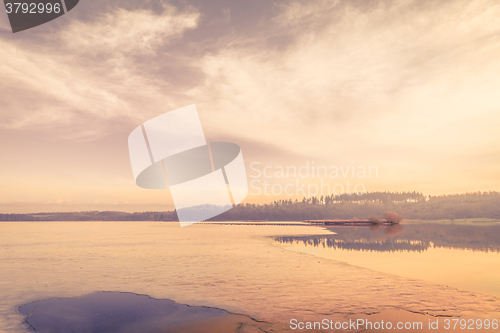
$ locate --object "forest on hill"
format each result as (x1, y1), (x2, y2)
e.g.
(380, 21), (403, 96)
(209, 191), (500, 221)
(1, 191), (499, 222)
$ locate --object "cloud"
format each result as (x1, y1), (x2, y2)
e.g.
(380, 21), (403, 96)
(2, 0), (500, 209)
(192, 0), (500, 159)
(2, 0), (495, 159)
(0, 4), (200, 138)
(60, 5), (199, 55)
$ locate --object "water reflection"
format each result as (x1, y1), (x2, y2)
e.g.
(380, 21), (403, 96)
(275, 224), (500, 253)
(274, 223), (500, 297)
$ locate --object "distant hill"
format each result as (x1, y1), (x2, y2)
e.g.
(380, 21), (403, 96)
(1, 191), (499, 222)
(0, 211), (178, 222)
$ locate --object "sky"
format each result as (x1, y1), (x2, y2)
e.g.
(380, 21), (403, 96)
(1, 0), (500, 213)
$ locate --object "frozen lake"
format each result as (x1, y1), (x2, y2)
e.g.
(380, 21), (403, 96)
(1, 222), (499, 332)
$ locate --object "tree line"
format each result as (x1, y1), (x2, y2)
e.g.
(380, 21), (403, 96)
(1, 191), (499, 221)
(209, 191), (500, 221)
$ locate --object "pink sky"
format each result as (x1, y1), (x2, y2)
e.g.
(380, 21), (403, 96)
(1, 0), (500, 213)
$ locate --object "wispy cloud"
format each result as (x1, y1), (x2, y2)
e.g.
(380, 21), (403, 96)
(1, 0), (500, 211)
(0, 4), (200, 138)
(192, 0), (500, 157)
(60, 5), (199, 55)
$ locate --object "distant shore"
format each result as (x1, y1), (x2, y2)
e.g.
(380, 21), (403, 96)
(2, 191), (500, 222)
